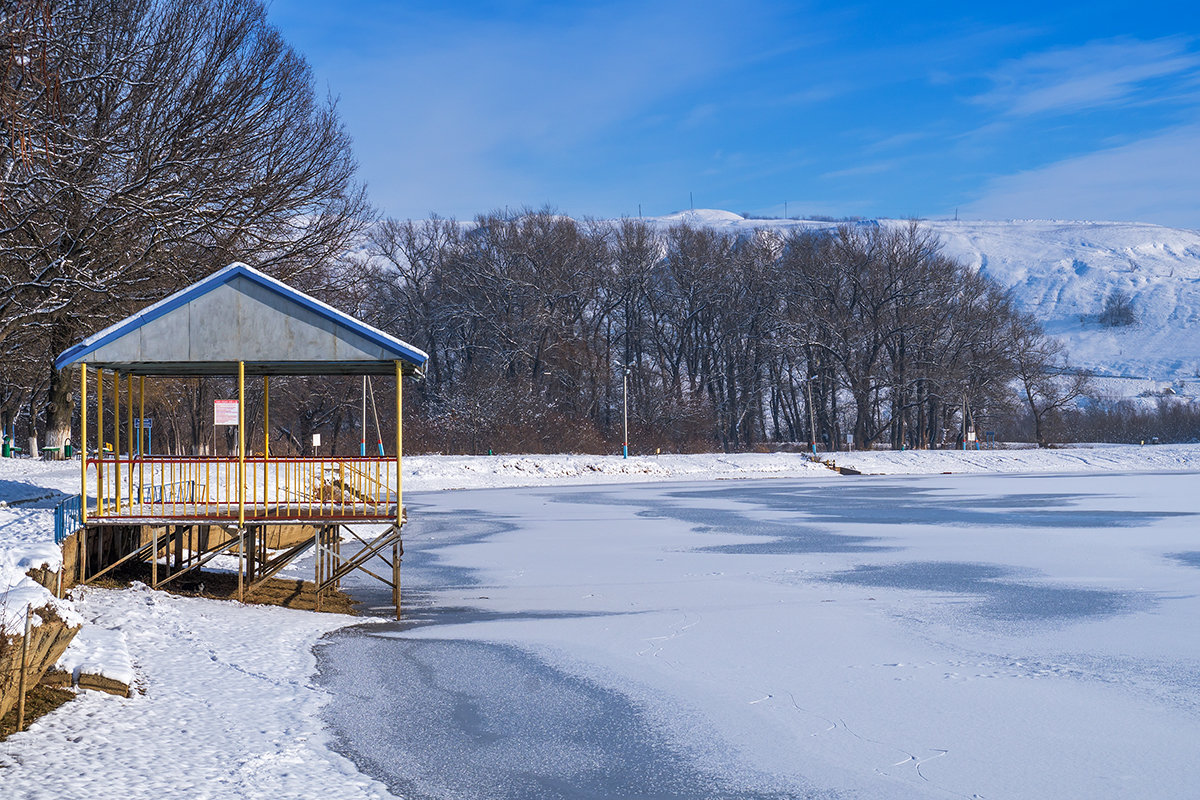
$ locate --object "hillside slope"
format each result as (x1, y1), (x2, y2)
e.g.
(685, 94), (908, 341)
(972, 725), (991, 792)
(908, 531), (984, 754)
(647, 211), (1200, 387)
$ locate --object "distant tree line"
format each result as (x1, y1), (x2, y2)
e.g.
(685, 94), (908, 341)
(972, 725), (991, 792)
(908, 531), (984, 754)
(362, 211), (1087, 452)
(1054, 397), (1200, 444)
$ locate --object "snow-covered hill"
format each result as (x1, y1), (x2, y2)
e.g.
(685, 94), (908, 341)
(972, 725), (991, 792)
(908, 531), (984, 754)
(645, 211), (1200, 390)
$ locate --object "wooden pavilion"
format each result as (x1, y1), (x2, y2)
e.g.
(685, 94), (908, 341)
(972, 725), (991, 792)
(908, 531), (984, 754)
(54, 263), (427, 616)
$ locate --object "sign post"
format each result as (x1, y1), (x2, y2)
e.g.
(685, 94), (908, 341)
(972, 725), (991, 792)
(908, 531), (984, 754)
(134, 417), (153, 455)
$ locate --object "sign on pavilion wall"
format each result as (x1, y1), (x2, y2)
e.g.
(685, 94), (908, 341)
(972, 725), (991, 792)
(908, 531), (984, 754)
(214, 399), (239, 426)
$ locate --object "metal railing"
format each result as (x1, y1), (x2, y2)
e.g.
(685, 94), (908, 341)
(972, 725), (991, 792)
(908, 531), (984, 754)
(54, 494), (84, 544)
(85, 456), (398, 522)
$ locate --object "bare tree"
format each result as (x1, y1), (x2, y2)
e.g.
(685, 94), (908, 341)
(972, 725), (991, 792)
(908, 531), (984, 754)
(1, 0), (370, 449)
(1099, 289), (1136, 327)
(1010, 314), (1092, 447)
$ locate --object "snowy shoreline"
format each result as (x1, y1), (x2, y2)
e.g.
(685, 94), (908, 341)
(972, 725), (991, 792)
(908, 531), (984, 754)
(400, 442), (1200, 491)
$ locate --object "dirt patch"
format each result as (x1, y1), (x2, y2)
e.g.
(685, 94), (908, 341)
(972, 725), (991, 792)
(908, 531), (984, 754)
(0, 685), (75, 741)
(77, 673), (131, 697)
(89, 562), (358, 615)
(38, 668), (72, 689)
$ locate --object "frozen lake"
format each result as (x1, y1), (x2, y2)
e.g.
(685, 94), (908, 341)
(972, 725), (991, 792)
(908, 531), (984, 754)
(319, 472), (1200, 799)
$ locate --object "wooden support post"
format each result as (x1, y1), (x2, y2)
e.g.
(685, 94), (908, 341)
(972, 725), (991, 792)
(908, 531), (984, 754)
(335, 531), (341, 591)
(151, 528), (158, 586)
(17, 605), (32, 732)
(314, 526), (323, 612)
(392, 539), (401, 620)
(80, 526), (87, 585)
(80, 364), (88, 524)
(237, 528), (245, 602)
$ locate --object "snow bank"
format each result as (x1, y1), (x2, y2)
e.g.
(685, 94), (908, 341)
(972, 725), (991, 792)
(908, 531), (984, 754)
(403, 452), (832, 491)
(0, 459), (80, 632)
(828, 442), (1200, 475)
(402, 444), (1200, 492)
(0, 586), (393, 800)
(54, 624), (135, 687)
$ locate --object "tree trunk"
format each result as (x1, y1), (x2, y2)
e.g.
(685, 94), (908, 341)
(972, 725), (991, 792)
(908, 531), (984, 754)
(44, 368), (73, 451)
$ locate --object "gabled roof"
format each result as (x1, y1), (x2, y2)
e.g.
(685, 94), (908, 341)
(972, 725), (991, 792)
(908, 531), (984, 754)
(55, 263), (428, 376)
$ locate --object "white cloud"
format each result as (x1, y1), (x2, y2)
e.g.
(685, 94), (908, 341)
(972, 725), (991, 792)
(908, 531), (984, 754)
(820, 160), (896, 179)
(975, 36), (1200, 116)
(960, 123), (1200, 227)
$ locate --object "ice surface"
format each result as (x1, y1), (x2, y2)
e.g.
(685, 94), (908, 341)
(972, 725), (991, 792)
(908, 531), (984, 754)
(318, 632), (805, 800)
(316, 472), (1200, 798)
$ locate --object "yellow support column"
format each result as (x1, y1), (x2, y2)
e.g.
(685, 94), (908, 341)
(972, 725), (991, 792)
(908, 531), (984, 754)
(238, 360), (246, 602)
(113, 371), (121, 514)
(263, 376), (269, 513)
(394, 361), (403, 619)
(138, 377), (145, 516)
(97, 370), (104, 516)
(79, 365), (87, 524)
(395, 362), (403, 526)
(238, 361), (246, 526)
(126, 374), (133, 510)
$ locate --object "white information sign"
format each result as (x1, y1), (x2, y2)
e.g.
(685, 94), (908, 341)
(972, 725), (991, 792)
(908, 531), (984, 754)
(214, 399), (239, 426)
(311, 433), (322, 447)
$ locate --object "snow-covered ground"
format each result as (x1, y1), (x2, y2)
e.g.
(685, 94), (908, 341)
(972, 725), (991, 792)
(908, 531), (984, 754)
(2, 448), (1200, 798)
(2, 586), (394, 800)
(0, 460), (81, 635)
(827, 442), (1200, 475)
(404, 445), (1200, 489)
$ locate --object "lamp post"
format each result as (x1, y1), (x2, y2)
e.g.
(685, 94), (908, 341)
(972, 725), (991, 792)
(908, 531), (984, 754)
(962, 393), (969, 452)
(804, 375), (818, 455)
(622, 364), (632, 459)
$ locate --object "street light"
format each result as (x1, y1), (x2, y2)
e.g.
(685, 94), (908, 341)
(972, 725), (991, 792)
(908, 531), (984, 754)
(622, 364), (632, 459)
(803, 375), (818, 455)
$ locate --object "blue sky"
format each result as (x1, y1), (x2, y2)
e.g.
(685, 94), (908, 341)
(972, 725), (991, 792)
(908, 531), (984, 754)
(267, 1), (1200, 227)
